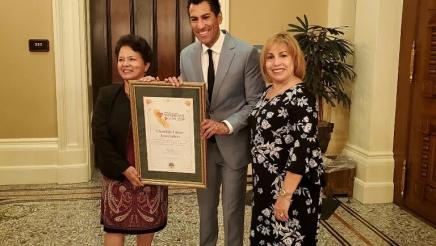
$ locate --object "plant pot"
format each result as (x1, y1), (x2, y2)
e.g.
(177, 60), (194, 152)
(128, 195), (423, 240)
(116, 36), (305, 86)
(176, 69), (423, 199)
(318, 121), (334, 153)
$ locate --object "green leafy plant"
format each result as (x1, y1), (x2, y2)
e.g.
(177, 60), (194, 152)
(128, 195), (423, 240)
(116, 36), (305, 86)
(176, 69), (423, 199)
(288, 15), (356, 120)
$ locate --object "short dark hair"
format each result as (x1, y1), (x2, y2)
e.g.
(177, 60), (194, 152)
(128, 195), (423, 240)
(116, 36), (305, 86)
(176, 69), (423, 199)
(187, 0), (221, 16)
(114, 34), (152, 64)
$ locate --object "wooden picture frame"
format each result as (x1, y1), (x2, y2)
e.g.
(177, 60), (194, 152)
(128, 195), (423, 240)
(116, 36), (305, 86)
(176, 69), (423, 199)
(129, 81), (207, 188)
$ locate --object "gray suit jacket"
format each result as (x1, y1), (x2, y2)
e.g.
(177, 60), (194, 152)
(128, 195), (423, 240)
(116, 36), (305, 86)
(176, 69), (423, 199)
(180, 31), (265, 169)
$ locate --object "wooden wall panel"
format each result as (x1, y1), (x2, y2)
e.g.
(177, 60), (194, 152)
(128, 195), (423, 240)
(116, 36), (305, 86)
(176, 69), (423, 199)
(157, 0), (177, 79)
(134, 0), (155, 76)
(90, 0), (194, 95)
(110, 0), (132, 83)
(90, 0), (110, 100)
(178, 0), (193, 75)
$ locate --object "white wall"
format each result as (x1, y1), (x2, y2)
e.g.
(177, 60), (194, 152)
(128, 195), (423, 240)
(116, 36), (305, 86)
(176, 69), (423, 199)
(0, 0), (91, 185)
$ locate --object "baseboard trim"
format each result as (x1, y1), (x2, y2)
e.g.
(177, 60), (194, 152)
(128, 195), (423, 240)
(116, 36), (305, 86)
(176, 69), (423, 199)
(353, 177), (394, 203)
(0, 138), (90, 184)
(0, 163), (89, 185)
(0, 138), (58, 165)
(343, 143), (394, 203)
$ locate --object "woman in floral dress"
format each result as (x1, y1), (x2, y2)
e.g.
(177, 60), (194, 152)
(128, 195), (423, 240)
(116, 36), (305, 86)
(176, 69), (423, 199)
(249, 32), (324, 245)
(92, 34), (167, 246)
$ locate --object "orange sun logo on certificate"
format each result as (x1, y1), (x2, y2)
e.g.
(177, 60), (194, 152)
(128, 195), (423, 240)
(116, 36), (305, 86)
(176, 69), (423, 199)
(153, 109), (170, 128)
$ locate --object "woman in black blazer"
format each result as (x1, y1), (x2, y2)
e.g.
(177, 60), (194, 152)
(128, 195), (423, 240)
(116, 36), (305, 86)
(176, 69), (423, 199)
(92, 34), (167, 246)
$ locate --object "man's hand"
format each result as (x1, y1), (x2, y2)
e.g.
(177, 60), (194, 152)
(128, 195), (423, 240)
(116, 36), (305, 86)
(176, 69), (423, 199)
(201, 119), (229, 139)
(122, 166), (144, 188)
(165, 76), (183, 87)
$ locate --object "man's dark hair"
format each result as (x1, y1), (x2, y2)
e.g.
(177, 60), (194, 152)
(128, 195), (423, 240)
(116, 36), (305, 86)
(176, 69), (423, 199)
(187, 0), (221, 16)
(114, 34), (152, 64)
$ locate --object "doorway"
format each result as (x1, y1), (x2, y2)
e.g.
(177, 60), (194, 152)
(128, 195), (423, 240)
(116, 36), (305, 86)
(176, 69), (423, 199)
(394, 0), (436, 225)
(89, 0), (194, 101)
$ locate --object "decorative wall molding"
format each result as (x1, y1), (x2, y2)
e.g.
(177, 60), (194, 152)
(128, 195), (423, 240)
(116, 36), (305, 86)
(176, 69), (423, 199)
(52, 0), (90, 182)
(0, 138), (58, 146)
(0, 138), (89, 184)
(0, 138), (58, 166)
(353, 177), (394, 203)
(343, 144), (395, 182)
(344, 143), (394, 160)
(343, 143), (395, 203)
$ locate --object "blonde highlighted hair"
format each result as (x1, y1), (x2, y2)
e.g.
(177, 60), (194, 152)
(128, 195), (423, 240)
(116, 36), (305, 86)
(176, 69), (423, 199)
(260, 32), (306, 84)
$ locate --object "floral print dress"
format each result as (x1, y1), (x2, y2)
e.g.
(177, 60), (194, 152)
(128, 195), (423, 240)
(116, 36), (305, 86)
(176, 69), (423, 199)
(248, 83), (324, 245)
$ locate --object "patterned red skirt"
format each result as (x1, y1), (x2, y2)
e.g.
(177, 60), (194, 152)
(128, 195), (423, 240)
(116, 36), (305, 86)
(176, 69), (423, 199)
(101, 176), (168, 234)
(100, 126), (168, 234)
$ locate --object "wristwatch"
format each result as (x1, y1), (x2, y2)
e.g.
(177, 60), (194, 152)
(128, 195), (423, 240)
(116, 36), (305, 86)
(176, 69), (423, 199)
(278, 189), (293, 202)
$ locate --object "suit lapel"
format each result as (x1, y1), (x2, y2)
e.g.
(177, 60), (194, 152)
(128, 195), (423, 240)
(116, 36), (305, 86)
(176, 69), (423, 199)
(212, 34), (236, 106)
(190, 42), (204, 82)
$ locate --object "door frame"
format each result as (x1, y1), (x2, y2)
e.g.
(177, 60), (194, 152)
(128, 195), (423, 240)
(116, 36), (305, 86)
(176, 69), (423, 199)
(393, 0), (419, 205)
(80, 0), (229, 178)
(220, 0), (229, 31)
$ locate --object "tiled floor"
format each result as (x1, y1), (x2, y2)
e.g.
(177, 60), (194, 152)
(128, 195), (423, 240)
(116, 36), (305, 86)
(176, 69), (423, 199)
(0, 179), (435, 246)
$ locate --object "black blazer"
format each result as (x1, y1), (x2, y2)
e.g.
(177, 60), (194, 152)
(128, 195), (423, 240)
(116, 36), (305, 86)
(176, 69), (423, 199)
(92, 84), (131, 180)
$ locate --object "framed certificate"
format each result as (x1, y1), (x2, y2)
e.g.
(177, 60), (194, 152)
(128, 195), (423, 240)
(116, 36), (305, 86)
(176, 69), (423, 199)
(129, 81), (207, 188)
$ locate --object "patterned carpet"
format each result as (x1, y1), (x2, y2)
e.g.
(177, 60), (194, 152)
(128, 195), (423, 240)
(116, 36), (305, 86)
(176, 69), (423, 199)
(0, 181), (435, 246)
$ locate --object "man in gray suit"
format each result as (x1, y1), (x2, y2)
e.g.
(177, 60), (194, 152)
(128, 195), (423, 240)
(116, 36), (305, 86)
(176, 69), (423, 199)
(168, 0), (264, 245)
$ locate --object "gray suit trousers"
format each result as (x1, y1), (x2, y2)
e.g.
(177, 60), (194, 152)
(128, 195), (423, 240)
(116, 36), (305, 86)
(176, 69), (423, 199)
(197, 141), (247, 246)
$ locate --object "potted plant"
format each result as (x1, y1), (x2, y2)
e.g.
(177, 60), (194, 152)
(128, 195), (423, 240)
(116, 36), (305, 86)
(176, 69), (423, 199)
(288, 15), (356, 153)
